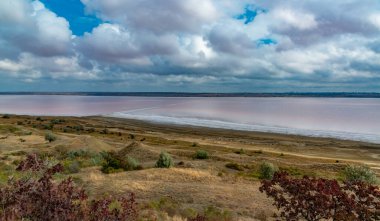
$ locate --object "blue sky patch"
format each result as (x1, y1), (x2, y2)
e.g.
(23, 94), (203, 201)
(257, 38), (277, 46)
(236, 4), (267, 24)
(40, 0), (101, 36)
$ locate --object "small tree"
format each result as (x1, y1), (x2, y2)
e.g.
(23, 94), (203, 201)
(343, 164), (378, 184)
(45, 132), (57, 142)
(259, 162), (278, 180)
(155, 152), (173, 168)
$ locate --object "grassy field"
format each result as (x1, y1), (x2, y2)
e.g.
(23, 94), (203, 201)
(0, 114), (379, 220)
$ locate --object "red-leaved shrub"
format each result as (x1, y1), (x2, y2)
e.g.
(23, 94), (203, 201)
(260, 171), (380, 221)
(0, 154), (138, 221)
(16, 153), (46, 171)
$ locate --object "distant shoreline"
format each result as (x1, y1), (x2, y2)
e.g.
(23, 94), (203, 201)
(1, 92), (380, 98)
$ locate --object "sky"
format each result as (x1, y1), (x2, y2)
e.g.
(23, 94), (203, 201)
(1, 0), (380, 92)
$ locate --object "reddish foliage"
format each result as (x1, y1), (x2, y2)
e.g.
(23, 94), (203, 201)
(87, 193), (138, 221)
(0, 155), (138, 221)
(260, 171), (380, 221)
(16, 153), (46, 171)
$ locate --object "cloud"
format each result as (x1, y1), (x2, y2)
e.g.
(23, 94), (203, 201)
(76, 23), (179, 64)
(0, 0), (72, 57)
(1, 0), (380, 92)
(272, 8), (317, 31)
(81, 0), (219, 34)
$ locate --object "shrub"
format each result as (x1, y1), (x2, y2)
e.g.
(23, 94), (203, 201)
(0, 159), (138, 221)
(260, 172), (380, 221)
(101, 151), (122, 173)
(100, 151), (140, 173)
(45, 132), (56, 142)
(16, 153), (46, 171)
(343, 164), (378, 184)
(155, 152), (173, 168)
(124, 156), (140, 171)
(259, 162), (278, 180)
(195, 150), (209, 159)
(225, 162), (244, 171)
(2, 114), (10, 119)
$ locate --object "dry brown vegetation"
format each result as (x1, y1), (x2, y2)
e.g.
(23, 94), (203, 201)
(0, 115), (379, 220)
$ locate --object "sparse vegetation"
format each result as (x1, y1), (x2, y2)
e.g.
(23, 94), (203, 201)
(225, 162), (244, 171)
(234, 148), (245, 155)
(65, 160), (81, 173)
(155, 152), (173, 168)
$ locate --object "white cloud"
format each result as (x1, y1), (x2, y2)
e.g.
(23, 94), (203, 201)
(369, 13), (380, 30)
(272, 8), (318, 30)
(81, 0), (219, 34)
(0, 0), (72, 57)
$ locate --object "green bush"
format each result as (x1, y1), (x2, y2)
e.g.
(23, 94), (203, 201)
(343, 165), (378, 184)
(100, 151), (140, 173)
(155, 152), (173, 168)
(195, 150), (209, 159)
(259, 162), (278, 180)
(123, 156), (140, 171)
(45, 132), (56, 142)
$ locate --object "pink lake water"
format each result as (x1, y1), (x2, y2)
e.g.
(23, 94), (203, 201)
(0, 95), (380, 143)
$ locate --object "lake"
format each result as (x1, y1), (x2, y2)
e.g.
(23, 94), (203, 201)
(0, 95), (380, 143)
